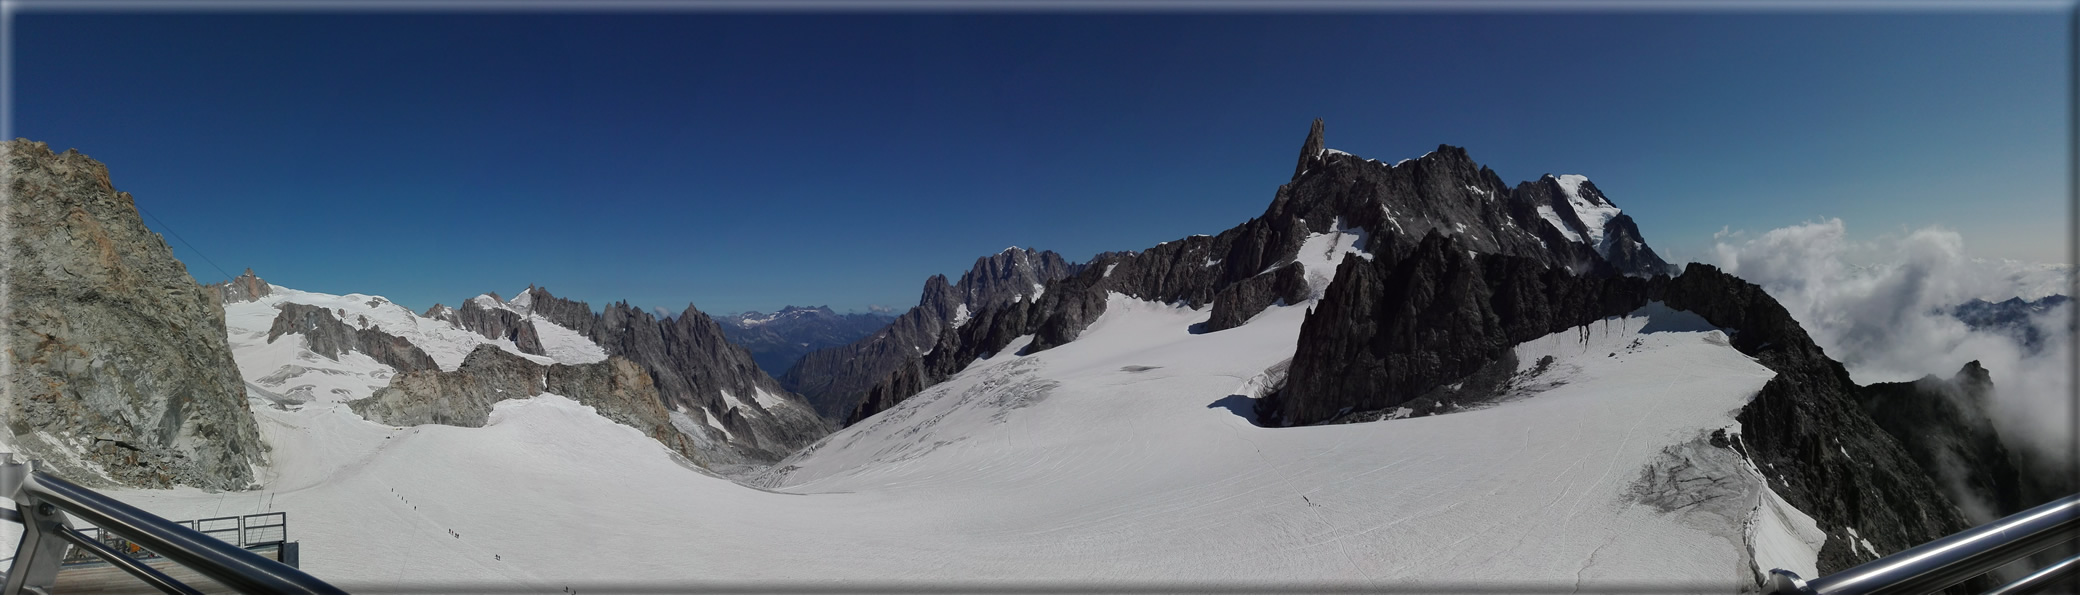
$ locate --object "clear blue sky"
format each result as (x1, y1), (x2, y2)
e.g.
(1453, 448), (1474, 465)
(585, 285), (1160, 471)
(11, 8), (2068, 315)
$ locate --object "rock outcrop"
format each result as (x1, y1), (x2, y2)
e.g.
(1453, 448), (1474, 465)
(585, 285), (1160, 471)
(3, 139), (264, 490)
(455, 296), (545, 356)
(264, 302), (439, 373)
(1273, 231), (1658, 426)
(353, 346), (696, 462)
(1857, 361), (2022, 525)
(421, 303), (459, 325)
(1855, 360), (2076, 580)
(1276, 250), (1979, 578)
(205, 268), (272, 304)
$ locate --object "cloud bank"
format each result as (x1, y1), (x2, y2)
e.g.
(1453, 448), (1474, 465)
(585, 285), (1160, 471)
(1708, 219), (2072, 463)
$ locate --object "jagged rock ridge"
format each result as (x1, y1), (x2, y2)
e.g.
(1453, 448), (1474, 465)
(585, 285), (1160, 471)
(510, 286), (832, 465)
(781, 247), (1081, 423)
(456, 293), (545, 356)
(833, 121), (1994, 583)
(3, 139), (264, 490)
(846, 120), (1676, 424)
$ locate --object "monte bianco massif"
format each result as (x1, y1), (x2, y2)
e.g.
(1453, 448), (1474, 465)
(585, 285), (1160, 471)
(0, 122), (2047, 591)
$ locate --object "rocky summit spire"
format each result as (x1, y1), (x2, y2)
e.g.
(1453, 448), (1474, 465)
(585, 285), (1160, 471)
(208, 267), (272, 304)
(1292, 118), (1326, 180)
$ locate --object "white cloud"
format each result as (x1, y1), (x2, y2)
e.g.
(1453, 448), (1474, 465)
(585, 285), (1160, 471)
(1710, 219), (2072, 463)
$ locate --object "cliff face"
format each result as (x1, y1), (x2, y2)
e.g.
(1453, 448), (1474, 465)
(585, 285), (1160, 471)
(1274, 231), (1660, 426)
(3, 139), (264, 490)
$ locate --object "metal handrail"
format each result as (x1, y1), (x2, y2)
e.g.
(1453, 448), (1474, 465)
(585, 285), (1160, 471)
(1, 457), (344, 594)
(53, 526), (199, 595)
(1989, 552), (2080, 595)
(1768, 493), (2080, 594)
(66, 511), (294, 565)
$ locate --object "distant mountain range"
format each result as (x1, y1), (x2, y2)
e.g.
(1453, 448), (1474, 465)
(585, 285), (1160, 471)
(713, 306), (896, 376)
(204, 269), (831, 472)
(1951, 295), (2071, 354)
(779, 247), (1083, 423)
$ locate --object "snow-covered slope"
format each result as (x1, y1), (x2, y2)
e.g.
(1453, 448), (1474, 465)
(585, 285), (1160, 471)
(88, 284), (1801, 591)
(766, 296), (1791, 588)
(228, 285), (605, 404)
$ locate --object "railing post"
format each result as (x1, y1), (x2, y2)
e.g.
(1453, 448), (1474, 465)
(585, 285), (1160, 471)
(3, 459), (74, 595)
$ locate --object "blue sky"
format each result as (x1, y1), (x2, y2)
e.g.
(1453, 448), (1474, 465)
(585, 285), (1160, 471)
(11, 8), (2068, 315)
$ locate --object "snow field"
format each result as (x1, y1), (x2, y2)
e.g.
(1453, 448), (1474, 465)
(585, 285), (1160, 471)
(1290, 218), (1372, 298)
(79, 291), (1797, 592)
(1554, 174), (1623, 252)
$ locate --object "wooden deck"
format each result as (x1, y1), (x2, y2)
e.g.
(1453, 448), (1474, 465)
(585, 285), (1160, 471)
(51, 544), (280, 595)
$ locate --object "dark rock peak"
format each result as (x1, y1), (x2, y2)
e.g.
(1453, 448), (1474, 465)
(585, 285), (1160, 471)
(422, 303), (457, 321)
(455, 297), (545, 356)
(1859, 360), (2021, 527)
(1867, 356), (2078, 575)
(1293, 118), (1325, 180)
(679, 302), (708, 319)
(951, 247), (1076, 308)
(1949, 360), (1993, 389)
(1272, 121), (1669, 277)
(518, 285), (601, 338)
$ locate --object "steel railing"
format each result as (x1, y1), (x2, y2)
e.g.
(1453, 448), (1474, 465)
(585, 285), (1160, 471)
(1766, 493), (2080, 594)
(0, 454), (344, 594)
(62, 512), (291, 566)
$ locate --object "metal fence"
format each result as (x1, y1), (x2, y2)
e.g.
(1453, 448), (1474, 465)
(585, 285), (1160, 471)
(62, 512), (291, 566)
